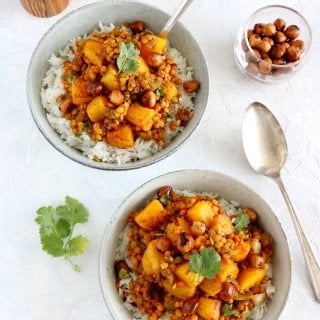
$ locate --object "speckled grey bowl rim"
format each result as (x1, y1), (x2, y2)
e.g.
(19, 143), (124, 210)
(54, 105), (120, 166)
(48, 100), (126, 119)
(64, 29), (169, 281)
(99, 169), (292, 320)
(27, 0), (209, 171)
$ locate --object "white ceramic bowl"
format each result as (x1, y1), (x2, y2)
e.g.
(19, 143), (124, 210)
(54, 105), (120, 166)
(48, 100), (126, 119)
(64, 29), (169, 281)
(27, 1), (209, 170)
(99, 170), (291, 320)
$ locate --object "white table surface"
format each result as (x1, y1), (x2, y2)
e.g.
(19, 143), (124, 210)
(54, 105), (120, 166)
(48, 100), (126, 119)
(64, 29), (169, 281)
(1, 0), (320, 319)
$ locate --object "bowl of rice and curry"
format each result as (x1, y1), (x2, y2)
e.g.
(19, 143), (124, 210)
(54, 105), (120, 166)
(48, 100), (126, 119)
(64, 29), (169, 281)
(99, 170), (291, 320)
(27, 1), (209, 169)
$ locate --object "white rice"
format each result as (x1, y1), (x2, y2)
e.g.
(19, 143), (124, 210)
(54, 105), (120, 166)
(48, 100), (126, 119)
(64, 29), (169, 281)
(41, 23), (196, 164)
(115, 191), (275, 320)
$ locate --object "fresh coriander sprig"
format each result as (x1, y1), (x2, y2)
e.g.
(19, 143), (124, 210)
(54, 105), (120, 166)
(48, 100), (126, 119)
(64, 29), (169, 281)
(233, 213), (250, 231)
(222, 304), (238, 316)
(189, 248), (221, 280)
(35, 196), (89, 272)
(117, 42), (139, 74)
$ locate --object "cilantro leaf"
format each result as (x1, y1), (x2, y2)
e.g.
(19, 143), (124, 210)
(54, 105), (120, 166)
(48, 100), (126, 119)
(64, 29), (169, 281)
(66, 235), (89, 256)
(117, 42), (139, 74)
(222, 304), (237, 316)
(234, 213), (250, 231)
(160, 194), (170, 205)
(41, 233), (65, 257)
(57, 196), (89, 227)
(35, 196), (89, 272)
(155, 87), (163, 98)
(35, 206), (59, 237)
(189, 248), (221, 279)
(56, 219), (71, 238)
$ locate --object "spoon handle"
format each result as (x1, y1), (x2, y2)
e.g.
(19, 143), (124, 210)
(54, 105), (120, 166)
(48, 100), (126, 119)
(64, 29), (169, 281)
(160, 0), (194, 35)
(273, 175), (320, 303)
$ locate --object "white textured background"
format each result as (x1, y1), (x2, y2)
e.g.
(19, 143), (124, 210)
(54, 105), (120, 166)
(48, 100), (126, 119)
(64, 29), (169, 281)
(1, 0), (320, 319)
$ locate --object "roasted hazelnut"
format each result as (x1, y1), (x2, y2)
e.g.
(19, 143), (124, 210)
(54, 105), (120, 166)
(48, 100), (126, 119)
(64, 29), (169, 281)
(183, 80), (200, 93)
(141, 90), (157, 108)
(282, 42), (290, 49)
(182, 297), (199, 315)
(219, 282), (236, 302)
(253, 23), (265, 35)
(291, 39), (305, 51)
(262, 37), (274, 46)
(248, 34), (261, 48)
(87, 82), (104, 97)
(285, 25), (300, 40)
(242, 208), (257, 222)
(263, 23), (276, 36)
(247, 29), (254, 38)
(146, 53), (165, 67)
(156, 236), (171, 252)
(177, 232), (194, 253)
(130, 20), (145, 33)
(247, 253), (265, 268)
(275, 31), (287, 43)
(256, 40), (271, 53)
(108, 89), (125, 105)
(286, 45), (301, 62)
(274, 18), (286, 31)
(259, 51), (269, 59)
(264, 57), (272, 65)
(246, 62), (259, 75)
(258, 60), (272, 74)
(272, 58), (286, 65)
(191, 221), (206, 236)
(157, 186), (172, 198)
(270, 44), (286, 59)
(245, 50), (260, 62)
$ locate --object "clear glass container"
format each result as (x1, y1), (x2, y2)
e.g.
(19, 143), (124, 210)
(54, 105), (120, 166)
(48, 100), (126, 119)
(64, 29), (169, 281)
(234, 5), (312, 83)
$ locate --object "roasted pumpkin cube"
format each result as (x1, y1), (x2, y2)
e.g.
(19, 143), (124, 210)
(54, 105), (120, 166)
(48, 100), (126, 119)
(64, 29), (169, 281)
(218, 258), (239, 282)
(211, 214), (233, 236)
(84, 39), (104, 67)
(71, 77), (92, 105)
(237, 264), (268, 291)
(106, 125), (134, 148)
(163, 281), (196, 299)
(162, 81), (178, 100)
(166, 221), (181, 244)
(141, 35), (167, 57)
(175, 262), (203, 287)
(86, 95), (108, 122)
(187, 200), (218, 227)
(197, 298), (221, 320)
(136, 56), (149, 74)
(141, 240), (163, 275)
(101, 65), (120, 90)
(177, 217), (192, 234)
(134, 199), (166, 231)
(230, 241), (251, 262)
(199, 277), (222, 297)
(126, 103), (156, 131)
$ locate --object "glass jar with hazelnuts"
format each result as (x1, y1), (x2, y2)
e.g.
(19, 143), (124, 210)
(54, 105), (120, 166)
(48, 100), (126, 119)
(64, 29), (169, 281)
(234, 5), (312, 83)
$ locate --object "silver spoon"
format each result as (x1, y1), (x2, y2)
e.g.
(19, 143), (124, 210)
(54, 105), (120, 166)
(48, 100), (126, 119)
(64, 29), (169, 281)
(242, 101), (320, 303)
(160, 0), (194, 36)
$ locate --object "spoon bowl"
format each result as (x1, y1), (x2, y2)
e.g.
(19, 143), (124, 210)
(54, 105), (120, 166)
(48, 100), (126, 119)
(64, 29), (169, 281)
(243, 102), (287, 177)
(242, 101), (320, 303)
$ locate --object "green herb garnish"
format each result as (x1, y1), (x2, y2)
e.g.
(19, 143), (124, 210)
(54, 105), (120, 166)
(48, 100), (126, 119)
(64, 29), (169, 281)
(83, 120), (90, 131)
(117, 42), (139, 74)
(233, 213), (250, 231)
(189, 248), (221, 279)
(119, 268), (130, 279)
(35, 196), (89, 272)
(166, 114), (174, 123)
(66, 74), (75, 83)
(155, 87), (164, 99)
(222, 304), (238, 316)
(160, 194), (170, 206)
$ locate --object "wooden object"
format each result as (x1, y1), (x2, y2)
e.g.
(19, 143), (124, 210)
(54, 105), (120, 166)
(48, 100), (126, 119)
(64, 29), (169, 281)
(20, 0), (69, 17)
